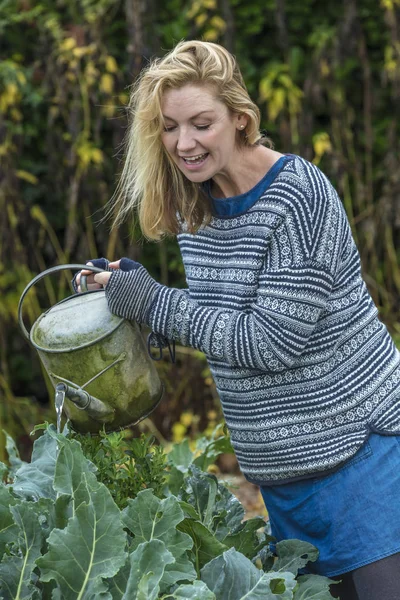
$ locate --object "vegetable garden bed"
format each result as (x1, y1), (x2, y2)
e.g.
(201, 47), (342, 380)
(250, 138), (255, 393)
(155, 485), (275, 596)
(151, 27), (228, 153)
(0, 425), (337, 599)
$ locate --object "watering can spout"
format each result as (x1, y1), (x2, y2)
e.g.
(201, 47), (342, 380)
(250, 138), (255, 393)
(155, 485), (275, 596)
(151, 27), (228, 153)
(55, 382), (115, 423)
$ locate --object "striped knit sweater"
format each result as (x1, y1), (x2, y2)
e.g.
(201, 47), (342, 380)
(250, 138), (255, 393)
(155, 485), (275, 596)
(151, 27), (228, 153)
(106, 155), (400, 484)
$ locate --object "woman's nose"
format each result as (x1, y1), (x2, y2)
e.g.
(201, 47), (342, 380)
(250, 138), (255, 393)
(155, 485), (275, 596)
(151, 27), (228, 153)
(177, 129), (196, 152)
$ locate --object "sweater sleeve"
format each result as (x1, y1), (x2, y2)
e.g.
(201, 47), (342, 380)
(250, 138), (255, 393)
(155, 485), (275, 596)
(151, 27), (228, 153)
(144, 259), (333, 372)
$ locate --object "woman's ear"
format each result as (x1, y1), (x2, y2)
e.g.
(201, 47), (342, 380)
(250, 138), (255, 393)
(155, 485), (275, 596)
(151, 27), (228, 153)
(236, 114), (248, 131)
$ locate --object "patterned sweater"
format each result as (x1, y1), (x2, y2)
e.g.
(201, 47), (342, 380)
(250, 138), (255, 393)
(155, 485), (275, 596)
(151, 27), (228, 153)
(106, 155), (400, 484)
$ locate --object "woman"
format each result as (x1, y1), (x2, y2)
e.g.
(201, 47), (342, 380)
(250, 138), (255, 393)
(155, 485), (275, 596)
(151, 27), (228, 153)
(75, 40), (400, 599)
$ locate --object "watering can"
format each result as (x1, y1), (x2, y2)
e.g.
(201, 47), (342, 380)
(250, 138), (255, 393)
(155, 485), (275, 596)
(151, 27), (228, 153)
(18, 264), (164, 433)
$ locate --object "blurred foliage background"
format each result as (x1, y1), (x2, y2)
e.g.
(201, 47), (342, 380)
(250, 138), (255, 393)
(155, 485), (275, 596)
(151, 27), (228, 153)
(1, 0), (400, 461)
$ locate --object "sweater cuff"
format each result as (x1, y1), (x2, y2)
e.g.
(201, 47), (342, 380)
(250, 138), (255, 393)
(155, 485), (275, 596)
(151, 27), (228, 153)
(105, 267), (162, 324)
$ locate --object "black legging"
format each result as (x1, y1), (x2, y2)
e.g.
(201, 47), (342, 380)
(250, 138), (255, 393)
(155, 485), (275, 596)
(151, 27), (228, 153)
(329, 553), (400, 600)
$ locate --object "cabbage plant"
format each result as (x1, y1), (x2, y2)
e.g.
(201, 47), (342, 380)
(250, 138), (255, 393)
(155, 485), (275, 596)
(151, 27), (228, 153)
(0, 425), (337, 599)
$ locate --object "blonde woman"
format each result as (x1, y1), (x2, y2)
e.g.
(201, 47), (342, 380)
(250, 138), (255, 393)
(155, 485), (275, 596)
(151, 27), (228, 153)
(75, 40), (400, 599)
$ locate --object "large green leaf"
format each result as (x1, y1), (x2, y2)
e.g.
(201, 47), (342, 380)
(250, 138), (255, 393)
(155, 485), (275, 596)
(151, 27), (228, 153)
(122, 489), (192, 559)
(178, 500), (200, 520)
(213, 485), (245, 540)
(37, 442), (127, 600)
(0, 502), (44, 600)
(11, 430), (58, 500)
(33, 496), (71, 538)
(106, 559), (130, 600)
(167, 580), (216, 599)
(201, 548), (297, 600)
(122, 489), (196, 590)
(222, 517), (269, 559)
(186, 468), (219, 528)
(167, 440), (195, 496)
(52, 437), (97, 515)
(177, 518), (228, 571)
(167, 439), (194, 472)
(293, 574), (337, 599)
(108, 541), (196, 599)
(121, 540), (174, 600)
(273, 540), (319, 576)
(0, 486), (17, 559)
(160, 553), (197, 592)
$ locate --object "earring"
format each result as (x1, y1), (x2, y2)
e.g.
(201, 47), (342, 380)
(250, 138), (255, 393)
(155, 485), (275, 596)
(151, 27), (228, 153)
(239, 125), (245, 129)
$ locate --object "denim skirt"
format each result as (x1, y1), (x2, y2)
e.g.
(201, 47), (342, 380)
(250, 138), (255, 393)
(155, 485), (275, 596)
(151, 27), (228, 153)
(260, 433), (400, 577)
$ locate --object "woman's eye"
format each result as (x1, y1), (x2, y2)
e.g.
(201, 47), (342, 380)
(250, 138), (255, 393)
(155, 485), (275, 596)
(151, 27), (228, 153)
(163, 126), (176, 132)
(195, 125), (210, 130)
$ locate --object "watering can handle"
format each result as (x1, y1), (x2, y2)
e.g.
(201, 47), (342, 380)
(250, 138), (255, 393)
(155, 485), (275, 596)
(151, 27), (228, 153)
(18, 264), (106, 342)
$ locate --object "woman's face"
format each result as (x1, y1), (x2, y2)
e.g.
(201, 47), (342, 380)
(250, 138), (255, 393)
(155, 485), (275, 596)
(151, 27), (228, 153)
(161, 84), (247, 184)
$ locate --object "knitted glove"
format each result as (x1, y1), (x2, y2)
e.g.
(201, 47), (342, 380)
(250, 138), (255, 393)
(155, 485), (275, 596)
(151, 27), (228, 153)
(71, 258), (112, 293)
(105, 258), (161, 324)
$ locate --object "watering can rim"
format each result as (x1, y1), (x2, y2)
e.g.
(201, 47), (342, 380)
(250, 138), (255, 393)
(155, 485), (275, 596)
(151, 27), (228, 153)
(18, 263), (120, 348)
(30, 290), (126, 353)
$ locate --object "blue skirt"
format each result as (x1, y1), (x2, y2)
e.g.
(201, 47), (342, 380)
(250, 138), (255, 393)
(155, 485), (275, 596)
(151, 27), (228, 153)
(260, 433), (400, 577)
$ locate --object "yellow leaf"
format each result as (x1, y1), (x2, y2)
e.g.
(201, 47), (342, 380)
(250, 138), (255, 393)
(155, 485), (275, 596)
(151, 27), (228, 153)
(91, 148), (103, 164)
(187, 0), (201, 19)
(118, 92), (129, 105)
(380, 0), (400, 8)
(85, 62), (99, 86)
(278, 74), (293, 89)
(0, 84), (20, 112)
(195, 12), (208, 27)
(172, 422), (187, 443)
(259, 78), (273, 101)
(102, 104), (116, 118)
(207, 464), (219, 474)
(16, 170), (38, 185)
(76, 142), (92, 169)
(60, 37), (76, 52)
(7, 204), (18, 228)
(268, 88), (286, 120)
(210, 15), (226, 32)
(16, 71), (26, 85)
(203, 28), (219, 41)
(180, 412), (193, 427)
(31, 205), (48, 226)
(100, 73), (114, 94)
(312, 132), (332, 165)
(105, 55), (118, 73)
(72, 46), (87, 59)
(203, 0), (216, 8)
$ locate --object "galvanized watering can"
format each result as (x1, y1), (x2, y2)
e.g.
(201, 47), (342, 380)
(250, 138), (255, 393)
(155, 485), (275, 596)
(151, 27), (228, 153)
(18, 264), (163, 433)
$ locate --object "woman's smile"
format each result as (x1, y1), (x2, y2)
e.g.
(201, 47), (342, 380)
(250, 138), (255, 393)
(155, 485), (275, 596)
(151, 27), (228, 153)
(180, 152), (210, 169)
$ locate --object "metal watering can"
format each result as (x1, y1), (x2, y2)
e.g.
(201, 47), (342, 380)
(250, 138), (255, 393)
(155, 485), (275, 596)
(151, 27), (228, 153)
(18, 264), (164, 433)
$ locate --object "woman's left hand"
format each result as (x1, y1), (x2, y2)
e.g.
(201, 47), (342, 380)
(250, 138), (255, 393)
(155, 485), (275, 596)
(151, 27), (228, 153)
(74, 258), (120, 292)
(74, 257), (142, 292)
(91, 260), (121, 287)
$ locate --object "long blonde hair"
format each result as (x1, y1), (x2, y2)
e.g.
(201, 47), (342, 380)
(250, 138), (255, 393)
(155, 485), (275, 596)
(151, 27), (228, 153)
(111, 40), (269, 239)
